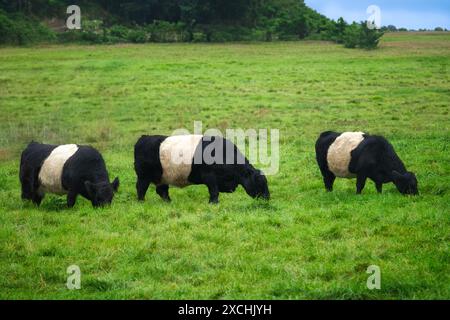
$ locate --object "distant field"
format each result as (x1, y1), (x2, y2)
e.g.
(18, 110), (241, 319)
(0, 32), (449, 299)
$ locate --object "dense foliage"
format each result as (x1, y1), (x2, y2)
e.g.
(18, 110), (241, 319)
(0, 9), (55, 45)
(0, 0), (384, 48)
(342, 22), (384, 49)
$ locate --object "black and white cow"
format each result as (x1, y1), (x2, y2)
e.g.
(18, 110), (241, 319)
(134, 135), (270, 203)
(315, 131), (418, 195)
(20, 142), (119, 207)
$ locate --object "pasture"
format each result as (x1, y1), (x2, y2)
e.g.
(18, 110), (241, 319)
(0, 32), (449, 299)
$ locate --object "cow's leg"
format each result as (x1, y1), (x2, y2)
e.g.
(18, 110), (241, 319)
(322, 170), (336, 192)
(136, 177), (150, 201)
(27, 170), (44, 206)
(20, 177), (34, 201)
(156, 184), (171, 202)
(20, 165), (35, 201)
(370, 173), (383, 194)
(203, 174), (219, 204)
(375, 181), (383, 193)
(67, 190), (78, 208)
(32, 192), (43, 206)
(207, 185), (219, 204)
(356, 175), (367, 194)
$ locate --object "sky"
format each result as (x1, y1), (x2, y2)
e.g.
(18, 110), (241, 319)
(305, 0), (450, 29)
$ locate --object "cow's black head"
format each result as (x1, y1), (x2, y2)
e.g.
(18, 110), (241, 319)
(392, 171), (418, 195)
(242, 169), (270, 200)
(85, 177), (120, 207)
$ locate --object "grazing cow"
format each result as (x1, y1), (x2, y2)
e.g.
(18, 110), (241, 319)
(134, 135), (270, 203)
(315, 131), (418, 195)
(20, 142), (119, 207)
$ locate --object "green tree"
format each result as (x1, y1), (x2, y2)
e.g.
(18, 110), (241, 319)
(358, 21), (384, 49)
(335, 17), (347, 43)
(342, 22), (360, 48)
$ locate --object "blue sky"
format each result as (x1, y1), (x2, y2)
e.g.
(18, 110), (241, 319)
(305, 0), (450, 29)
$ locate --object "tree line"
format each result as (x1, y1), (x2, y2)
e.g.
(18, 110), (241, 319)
(0, 0), (384, 48)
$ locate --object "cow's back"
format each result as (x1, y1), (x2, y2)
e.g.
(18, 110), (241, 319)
(38, 144), (79, 194)
(159, 135), (203, 187)
(327, 132), (365, 178)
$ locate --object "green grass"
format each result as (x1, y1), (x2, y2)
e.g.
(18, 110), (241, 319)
(0, 33), (449, 299)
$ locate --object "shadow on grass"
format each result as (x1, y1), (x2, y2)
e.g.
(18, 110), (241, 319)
(39, 197), (73, 212)
(243, 200), (278, 212)
(18, 196), (89, 213)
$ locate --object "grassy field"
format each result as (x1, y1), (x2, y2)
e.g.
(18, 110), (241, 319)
(0, 33), (449, 299)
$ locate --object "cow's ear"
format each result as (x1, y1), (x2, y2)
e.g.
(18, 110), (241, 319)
(245, 167), (254, 177)
(84, 181), (95, 197)
(392, 170), (404, 181)
(111, 177), (120, 192)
